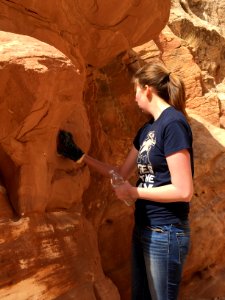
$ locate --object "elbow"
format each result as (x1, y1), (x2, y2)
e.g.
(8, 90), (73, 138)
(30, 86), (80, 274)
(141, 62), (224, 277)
(180, 187), (193, 202)
(182, 193), (193, 202)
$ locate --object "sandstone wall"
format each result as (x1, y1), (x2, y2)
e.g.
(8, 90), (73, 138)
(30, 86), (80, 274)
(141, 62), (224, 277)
(0, 0), (225, 300)
(170, 0), (225, 128)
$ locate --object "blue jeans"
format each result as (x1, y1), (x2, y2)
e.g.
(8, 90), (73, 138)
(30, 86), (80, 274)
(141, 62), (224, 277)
(131, 222), (190, 300)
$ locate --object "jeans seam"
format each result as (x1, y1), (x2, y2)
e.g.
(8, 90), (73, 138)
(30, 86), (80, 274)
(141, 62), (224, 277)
(176, 233), (181, 264)
(166, 226), (171, 300)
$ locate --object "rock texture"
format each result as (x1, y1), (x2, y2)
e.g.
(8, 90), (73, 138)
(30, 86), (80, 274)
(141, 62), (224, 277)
(0, 0), (225, 300)
(0, 212), (120, 300)
(188, 0), (225, 36)
(0, 31), (90, 215)
(169, 0), (225, 128)
(0, 0), (170, 68)
(183, 114), (225, 299)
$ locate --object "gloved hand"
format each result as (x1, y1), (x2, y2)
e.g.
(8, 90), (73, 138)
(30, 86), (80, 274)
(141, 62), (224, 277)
(57, 130), (84, 163)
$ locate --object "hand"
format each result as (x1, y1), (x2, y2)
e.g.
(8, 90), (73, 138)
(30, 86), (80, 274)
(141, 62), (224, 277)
(57, 130), (84, 162)
(114, 181), (136, 204)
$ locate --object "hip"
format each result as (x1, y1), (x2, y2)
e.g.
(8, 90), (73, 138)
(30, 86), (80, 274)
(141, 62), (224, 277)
(132, 222), (191, 260)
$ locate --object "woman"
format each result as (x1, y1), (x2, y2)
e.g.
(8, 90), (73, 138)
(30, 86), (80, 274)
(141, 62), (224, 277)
(57, 62), (194, 300)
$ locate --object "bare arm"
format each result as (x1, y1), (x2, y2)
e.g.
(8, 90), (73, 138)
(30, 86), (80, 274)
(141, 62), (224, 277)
(57, 129), (138, 179)
(82, 154), (115, 177)
(118, 146), (138, 179)
(115, 149), (193, 203)
(83, 146), (138, 179)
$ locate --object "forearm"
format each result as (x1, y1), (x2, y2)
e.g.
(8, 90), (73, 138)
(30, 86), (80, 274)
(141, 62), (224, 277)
(131, 183), (193, 203)
(83, 154), (116, 177)
(82, 146), (138, 179)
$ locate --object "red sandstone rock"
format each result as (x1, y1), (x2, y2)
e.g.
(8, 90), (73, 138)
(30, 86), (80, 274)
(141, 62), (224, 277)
(0, 212), (120, 299)
(181, 113), (225, 299)
(0, 0), (170, 68)
(0, 0), (225, 299)
(0, 31), (90, 216)
(169, 0), (225, 126)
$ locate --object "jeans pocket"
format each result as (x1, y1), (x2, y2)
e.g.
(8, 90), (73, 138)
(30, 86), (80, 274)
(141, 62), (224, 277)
(176, 232), (190, 264)
(142, 226), (169, 258)
(145, 225), (165, 233)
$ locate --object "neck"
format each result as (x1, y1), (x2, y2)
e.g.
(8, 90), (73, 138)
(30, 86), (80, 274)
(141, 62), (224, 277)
(151, 97), (171, 121)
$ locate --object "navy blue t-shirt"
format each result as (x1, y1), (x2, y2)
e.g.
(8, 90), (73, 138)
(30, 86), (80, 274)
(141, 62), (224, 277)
(133, 106), (194, 226)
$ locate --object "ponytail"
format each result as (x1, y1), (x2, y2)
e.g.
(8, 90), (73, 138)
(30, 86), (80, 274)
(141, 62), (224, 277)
(134, 63), (187, 117)
(167, 73), (187, 117)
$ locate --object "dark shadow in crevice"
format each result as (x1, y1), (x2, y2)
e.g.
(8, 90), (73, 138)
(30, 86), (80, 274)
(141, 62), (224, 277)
(0, 144), (21, 221)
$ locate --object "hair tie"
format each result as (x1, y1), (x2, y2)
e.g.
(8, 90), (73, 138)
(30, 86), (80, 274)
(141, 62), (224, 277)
(161, 72), (171, 85)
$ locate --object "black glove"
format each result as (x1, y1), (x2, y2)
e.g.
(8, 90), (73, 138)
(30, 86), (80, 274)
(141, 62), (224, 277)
(57, 130), (84, 162)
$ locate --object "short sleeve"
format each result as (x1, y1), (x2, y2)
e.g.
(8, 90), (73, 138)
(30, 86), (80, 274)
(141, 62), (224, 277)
(163, 120), (192, 156)
(133, 123), (150, 150)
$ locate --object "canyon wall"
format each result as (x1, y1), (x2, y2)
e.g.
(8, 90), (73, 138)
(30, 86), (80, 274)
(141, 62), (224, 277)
(0, 0), (225, 299)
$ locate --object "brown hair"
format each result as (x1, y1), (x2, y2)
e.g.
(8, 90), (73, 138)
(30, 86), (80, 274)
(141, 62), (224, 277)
(133, 63), (187, 117)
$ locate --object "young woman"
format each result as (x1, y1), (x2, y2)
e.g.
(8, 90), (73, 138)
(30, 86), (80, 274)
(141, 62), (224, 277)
(57, 62), (194, 300)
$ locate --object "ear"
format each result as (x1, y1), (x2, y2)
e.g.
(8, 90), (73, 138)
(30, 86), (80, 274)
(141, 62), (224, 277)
(145, 85), (152, 100)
